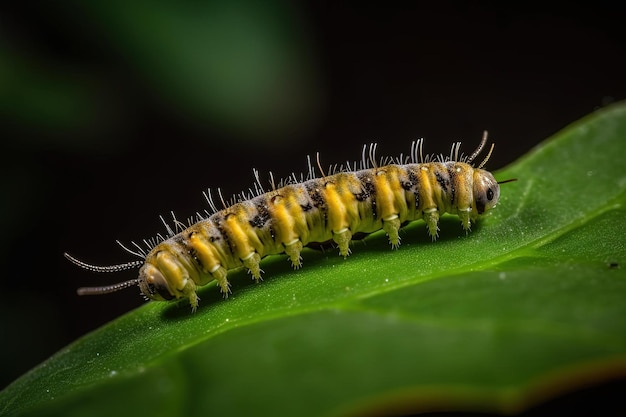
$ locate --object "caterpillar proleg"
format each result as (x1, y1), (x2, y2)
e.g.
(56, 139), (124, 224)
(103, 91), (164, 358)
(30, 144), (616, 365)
(66, 132), (513, 311)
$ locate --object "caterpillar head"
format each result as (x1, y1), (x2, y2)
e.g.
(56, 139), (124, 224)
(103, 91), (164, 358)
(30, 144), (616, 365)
(473, 169), (500, 214)
(138, 263), (175, 302)
(138, 254), (199, 310)
(65, 250), (199, 310)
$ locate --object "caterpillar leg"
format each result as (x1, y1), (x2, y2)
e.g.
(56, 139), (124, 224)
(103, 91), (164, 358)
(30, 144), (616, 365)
(382, 215), (401, 249)
(284, 239), (303, 269)
(211, 265), (231, 298)
(458, 207), (472, 233)
(423, 208), (440, 240)
(333, 228), (353, 258)
(181, 279), (199, 312)
(242, 252), (263, 282)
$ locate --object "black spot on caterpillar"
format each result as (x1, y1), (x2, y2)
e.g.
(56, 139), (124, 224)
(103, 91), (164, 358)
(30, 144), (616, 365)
(65, 131), (515, 311)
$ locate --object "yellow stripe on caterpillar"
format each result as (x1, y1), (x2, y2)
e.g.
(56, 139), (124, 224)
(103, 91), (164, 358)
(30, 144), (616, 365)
(66, 131), (515, 311)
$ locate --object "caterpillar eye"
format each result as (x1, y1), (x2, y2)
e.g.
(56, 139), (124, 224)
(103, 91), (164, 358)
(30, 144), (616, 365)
(139, 264), (175, 301)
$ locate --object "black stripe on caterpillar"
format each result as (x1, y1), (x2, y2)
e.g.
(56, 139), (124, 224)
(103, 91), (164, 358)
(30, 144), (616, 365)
(65, 131), (514, 311)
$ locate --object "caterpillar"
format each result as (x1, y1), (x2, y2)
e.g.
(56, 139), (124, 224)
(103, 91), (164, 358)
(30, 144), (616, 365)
(66, 131), (514, 311)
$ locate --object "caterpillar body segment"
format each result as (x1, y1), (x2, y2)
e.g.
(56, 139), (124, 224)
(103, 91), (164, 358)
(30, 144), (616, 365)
(68, 133), (506, 311)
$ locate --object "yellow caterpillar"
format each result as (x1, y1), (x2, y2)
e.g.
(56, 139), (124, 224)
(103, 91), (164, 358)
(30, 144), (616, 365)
(66, 132), (512, 311)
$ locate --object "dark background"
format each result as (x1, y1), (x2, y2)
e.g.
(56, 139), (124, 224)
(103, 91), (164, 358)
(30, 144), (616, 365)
(1, 2), (624, 390)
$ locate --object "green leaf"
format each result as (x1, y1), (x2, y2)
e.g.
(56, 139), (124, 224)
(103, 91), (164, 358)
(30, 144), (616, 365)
(2, 103), (626, 417)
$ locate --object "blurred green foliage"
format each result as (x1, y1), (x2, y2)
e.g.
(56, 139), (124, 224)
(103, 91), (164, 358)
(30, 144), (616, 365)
(0, 0), (321, 151)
